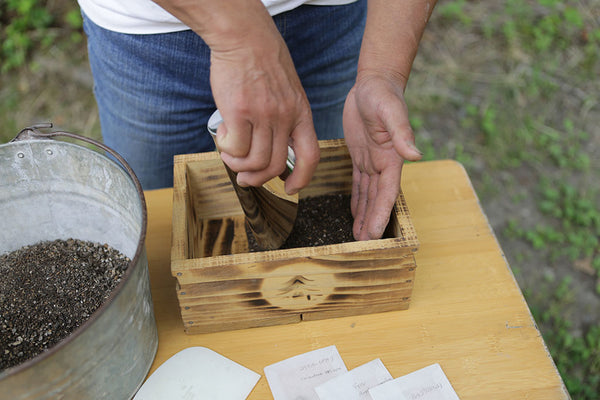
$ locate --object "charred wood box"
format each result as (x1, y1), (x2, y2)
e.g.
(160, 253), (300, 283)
(171, 139), (419, 334)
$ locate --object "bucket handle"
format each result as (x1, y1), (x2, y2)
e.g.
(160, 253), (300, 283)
(12, 123), (145, 204)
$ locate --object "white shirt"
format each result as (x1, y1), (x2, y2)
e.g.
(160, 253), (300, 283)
(78, 0), (357, 34)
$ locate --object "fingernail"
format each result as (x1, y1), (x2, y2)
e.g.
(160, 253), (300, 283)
(407, 141), (423, 156)
(286, 186), (299, 196)
(236, 177), (249, 187)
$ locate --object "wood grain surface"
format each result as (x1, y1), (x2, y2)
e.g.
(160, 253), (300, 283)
(145, 159), (569, 400)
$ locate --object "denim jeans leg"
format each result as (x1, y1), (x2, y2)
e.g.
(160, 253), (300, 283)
(83, 15), (216, 189)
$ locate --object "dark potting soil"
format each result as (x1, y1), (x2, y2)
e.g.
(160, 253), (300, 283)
(248, 193), (355, 251)
(0, 239), (129, 371)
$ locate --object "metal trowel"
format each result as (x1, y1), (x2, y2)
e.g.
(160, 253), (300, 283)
(207, 110), (298, 250)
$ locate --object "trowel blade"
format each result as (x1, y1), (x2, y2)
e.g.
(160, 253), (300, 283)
(207, 110), (298, 250)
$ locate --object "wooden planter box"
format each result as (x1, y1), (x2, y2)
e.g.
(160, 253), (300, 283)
(171, 139), (419, 334)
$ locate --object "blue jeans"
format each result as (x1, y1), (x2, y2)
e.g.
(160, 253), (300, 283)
(83, 1), (366, 189)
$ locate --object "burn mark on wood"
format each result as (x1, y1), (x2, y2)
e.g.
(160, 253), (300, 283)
(292, 276), (312, 285)
(276, 275), (320, 298)
(253, 254), (412, 274)
(223, 218), (235, 252)
(201, 218), (222, 256)
(248, 299), (270, 307)
(203, 173), (226, 181)
(334, 268), (414, 282)
(331, 282), (411, 293)
(327, 293), (351, 301)
(239, 291), (262, 299)
(182, 278), (263, 295)
(199, 217), (238, 257)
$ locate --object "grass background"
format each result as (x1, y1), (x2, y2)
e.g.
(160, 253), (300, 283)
(1, 0), (599, 397)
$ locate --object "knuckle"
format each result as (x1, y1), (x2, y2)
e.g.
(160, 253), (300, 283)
(255, 157), (271, 171)
(246, 150), (271, 171)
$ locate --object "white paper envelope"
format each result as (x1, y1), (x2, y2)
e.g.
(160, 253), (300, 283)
(369, 363), (460, 400)
(264, 345), (348, 400)
(133, 346), (261, 400)
(315, 358), (393, 400)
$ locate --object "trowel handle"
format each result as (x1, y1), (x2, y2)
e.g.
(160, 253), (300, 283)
(207, 110), (296, 176)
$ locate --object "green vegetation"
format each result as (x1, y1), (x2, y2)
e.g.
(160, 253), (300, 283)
(0, 0), (82, 73)
(0, 0), (53, 73)
(527, 277), (600, 399)
(0, 1), (95, 141)
(505, 180), (600, 266)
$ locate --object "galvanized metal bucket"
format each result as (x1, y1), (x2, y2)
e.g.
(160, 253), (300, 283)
(0, 125), (158, 399)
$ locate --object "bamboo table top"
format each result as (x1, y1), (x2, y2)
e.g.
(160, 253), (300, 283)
(144, 159), (569, 399)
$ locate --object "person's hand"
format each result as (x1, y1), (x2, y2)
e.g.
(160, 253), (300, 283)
(152, 0), (320, 195)
(208, 3), (320, 195)
(343, 74), (422, 240)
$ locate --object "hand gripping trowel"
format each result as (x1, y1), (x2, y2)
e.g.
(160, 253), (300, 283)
(207, 110), (298, 250)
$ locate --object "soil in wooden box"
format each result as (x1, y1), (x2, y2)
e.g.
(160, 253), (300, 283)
(0, 239), (129, 371)
(248, 193), (395, 251)
(247, 193), (352, 251)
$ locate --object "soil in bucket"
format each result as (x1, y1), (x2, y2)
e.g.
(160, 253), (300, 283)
(0, 239), (129, 371)
(248, 193), (355, 251)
